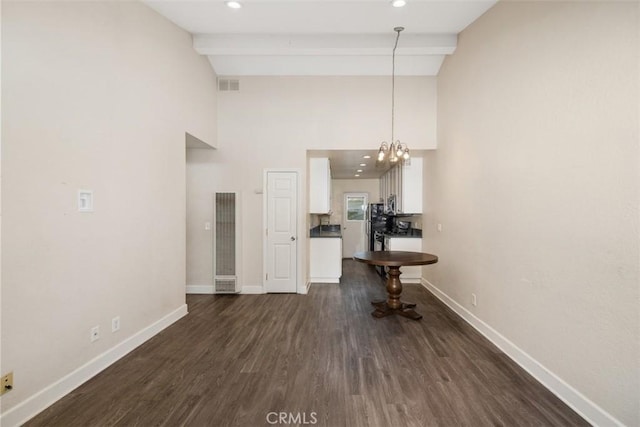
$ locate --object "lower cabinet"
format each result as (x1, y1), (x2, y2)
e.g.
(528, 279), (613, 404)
(309, 238), (342, 283)
(385, 237), (423, 283)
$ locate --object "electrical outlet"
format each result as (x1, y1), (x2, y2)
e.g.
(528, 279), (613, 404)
(112, 316), (120, 332)
(90, 325), (100, 342)
(471, 293), (477, 307)
(437, 223), (442, 232)
(1, 372), (13, 396)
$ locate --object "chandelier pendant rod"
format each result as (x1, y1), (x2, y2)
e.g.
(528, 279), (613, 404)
(391, 26), (403, 145)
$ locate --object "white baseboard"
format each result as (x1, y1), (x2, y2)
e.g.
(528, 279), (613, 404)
(241, 285), (265, 294)
(301, 281), (310, 295)
(0, 304), (188, 427)
(309, 278), (340, 284)
(189, 285), (265, 295)
(186, 284), (214, 294)
(420, 278), (622, 427)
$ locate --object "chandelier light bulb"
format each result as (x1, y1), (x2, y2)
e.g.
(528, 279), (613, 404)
(389, 144), (398, 162)
(378, 142), (387, 162)
(396, 141), (404, 157)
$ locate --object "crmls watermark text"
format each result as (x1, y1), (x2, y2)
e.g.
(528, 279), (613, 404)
(266, 411), (318, 425)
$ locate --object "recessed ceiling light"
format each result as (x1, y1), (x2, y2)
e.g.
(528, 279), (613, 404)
(226, 1), (242, 9)
(391, 0), (406, 7)
(360, 163), (366, 167)
(357, 169), (363, 173)
(355, 174), (360, 177)
(363, 155), (371, 159)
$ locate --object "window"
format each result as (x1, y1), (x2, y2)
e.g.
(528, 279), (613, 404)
(346, 195), (366, 221)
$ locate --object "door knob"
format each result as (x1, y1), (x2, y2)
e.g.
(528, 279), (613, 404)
(291, 236), (296, 241)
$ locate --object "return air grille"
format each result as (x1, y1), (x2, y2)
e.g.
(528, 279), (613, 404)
(214, 192), (240, 293)
(218, 78), (240, 92)
(214, 278), (237, 293)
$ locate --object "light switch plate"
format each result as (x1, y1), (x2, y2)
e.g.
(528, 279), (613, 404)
(78, 190), (94, 212)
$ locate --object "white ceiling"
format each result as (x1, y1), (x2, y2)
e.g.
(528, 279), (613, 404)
(144, 0), (497, 76)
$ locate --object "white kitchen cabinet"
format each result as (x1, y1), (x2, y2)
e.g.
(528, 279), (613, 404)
(309, 158), (331, 214)
(379, 157), (423, 214)
(400, 157), (423, 214)
(309, 238), (342, 283)
(380, 172), (389, 206)
(384, 237), (423, 283)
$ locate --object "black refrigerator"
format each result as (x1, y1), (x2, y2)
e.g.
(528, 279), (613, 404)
(366, 203), (386, 251)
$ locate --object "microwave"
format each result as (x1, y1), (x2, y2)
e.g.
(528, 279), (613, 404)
(387, 195), (396, 214)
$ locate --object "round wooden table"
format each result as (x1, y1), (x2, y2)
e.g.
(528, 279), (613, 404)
(353, 251), (438, 320)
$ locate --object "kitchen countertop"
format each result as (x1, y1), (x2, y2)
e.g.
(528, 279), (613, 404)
(310, 225), (342, 238)
(383, 229), (422, 238)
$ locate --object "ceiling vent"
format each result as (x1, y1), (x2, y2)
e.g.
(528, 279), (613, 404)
(218, 78), (240, 92)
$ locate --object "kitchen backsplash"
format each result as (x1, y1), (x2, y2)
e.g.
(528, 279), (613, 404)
(309, 213), (333, 228)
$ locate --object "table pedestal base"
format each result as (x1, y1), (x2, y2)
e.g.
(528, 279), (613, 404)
(371, 300), (422, 320)
(371, 266), (422, 320)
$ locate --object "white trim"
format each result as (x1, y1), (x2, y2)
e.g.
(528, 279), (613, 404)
(186, 284), (215, 294)
(301, 281), (310, 295)
(241, 285), (266, 294)
(0, 305), (188, 427)
(420, 278), (623, 427)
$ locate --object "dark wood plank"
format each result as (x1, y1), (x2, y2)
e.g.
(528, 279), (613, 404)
(26, 260), (588, 427)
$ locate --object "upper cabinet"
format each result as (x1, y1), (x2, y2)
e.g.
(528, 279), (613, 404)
(309, 157), (332, 214)
(400, 157), (423, 214)
(380, 157), (423, 214)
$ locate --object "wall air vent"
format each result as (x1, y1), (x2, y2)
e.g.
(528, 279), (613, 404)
(218, 78), (240, 92)
(214, 192), (241, 293)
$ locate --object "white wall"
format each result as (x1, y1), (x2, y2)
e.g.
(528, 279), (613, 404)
(186, 76), (435, 289)
(1, 1), (217, 423)
(0, 0), (3, 409)
(425, 1), (639, 425)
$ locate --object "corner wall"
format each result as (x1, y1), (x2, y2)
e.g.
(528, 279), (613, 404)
(425, 1), (639, 425)
(1, 1), (217, 423)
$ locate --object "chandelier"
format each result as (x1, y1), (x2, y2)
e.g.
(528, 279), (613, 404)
(378, 27), (410, 164)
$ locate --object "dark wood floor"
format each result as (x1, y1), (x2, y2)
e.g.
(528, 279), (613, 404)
(28, 260), (588, 427)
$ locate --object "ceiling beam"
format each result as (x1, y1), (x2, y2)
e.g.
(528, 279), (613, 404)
(208, 54), (445, 76)
(193, 33), (457, 56)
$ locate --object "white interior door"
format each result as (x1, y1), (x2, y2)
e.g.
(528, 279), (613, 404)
(265, 171), (298, 293)
(342, 193), (368, 258)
